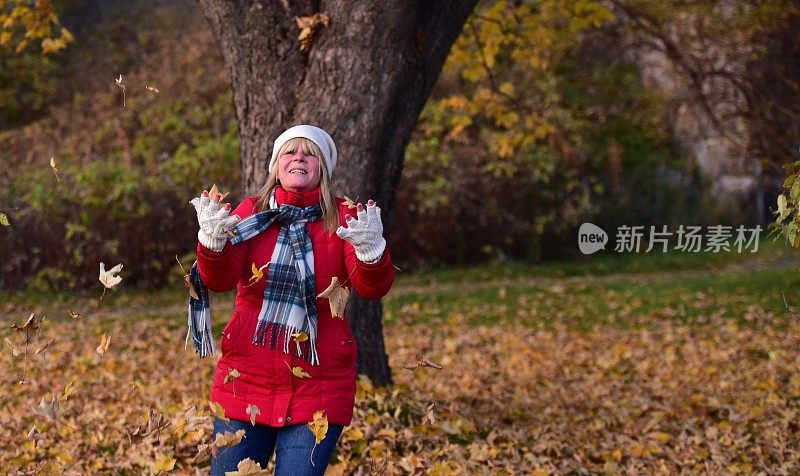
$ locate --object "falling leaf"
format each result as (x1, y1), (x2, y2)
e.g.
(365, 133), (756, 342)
(404, 353), (443, 371)
(96, 333), (111, 356)
(99, 262), (123, 289)
(208, 183), (230, 203)
(244, 262), (270, 287)
(224, 368), (240, 385)
(115, 74), (126, 107)
(423, 403), (436, 425)
(209, 400), (229, 422)
(175, 256), (199, 299)
(12, 312), (44, 334)
(48, 157), (60, 182)
(4, 337), (21, 357)
(342, 195), (359, 209)
(285, 361), (311, 379)
(246, 403), (261, 426)
(60, 379), (76, 401)
(34, 337), (54, 355)
(99, 262), (123, 300)
(172, 405), (208, 436)
(0, 213), (8, 226)
(291, 331), (309, 343)
(36, 395), (60, 420)
(318, 277), (349, 318)
(224, 457), (269, 475)
(294, 13), (329, 52)
(211, 429), (246, 456)
(307, 410), (328, 444)
(145, 84), (160, 94)
(67, 309), (81, 320)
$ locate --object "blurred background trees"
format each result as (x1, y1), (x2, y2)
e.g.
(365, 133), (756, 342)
(1, 0), (798, 290)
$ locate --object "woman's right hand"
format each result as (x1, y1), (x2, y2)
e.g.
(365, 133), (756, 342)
(190, 190), (240, 252)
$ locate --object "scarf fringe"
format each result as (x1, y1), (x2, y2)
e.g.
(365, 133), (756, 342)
(186, 304), (214, 358)
(252, 321), (319, 365)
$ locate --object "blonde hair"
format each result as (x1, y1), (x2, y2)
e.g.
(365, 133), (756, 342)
(256, 137), (340, 233)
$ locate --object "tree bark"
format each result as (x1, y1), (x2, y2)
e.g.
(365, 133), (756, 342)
(198, 0), (479, 385)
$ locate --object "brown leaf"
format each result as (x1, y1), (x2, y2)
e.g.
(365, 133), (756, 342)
(67, 309), (81, 320)
(294, 13), (330, 52)
(318, 276), (349, 319)
(95, 333), (111, 356)
(34, 337), (54, 355)
(211, 429), (246, 457)
(224, 458), (269, 475)
(423, 403), (436, 425)
(224, 368), (240, 385)
(35, 395), (60, 420)
(246, 403), (261, 426)
(342, 195), (359, 209)
(404, 353), (443, 371)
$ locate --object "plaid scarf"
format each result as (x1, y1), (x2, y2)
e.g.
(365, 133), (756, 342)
(187, 189), (323, 364)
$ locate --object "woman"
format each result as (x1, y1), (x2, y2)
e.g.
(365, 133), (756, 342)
(189, 125), (395, 475)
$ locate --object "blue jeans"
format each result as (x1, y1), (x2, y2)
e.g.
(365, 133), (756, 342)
(210, 417), (343, 476)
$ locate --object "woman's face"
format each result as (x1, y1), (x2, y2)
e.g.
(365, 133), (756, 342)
(277, 142), (322, 192)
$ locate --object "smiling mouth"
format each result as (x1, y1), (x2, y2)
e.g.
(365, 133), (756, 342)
(289, 169), (308, 175)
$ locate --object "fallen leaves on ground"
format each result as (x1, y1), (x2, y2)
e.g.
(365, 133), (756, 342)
(0, 304), (798, 473)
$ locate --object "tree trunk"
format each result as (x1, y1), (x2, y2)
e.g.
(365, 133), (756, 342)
(198, 0), (479, 385)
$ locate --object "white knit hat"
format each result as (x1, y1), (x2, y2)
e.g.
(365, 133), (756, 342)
(269, 125), (338, 177)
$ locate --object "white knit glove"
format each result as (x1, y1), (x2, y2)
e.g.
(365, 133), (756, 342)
(190, 191), (240, 252)
(336, 199), (386, 263)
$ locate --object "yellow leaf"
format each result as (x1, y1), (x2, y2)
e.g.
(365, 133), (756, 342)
(246, 403), (261, 426)
(318, 277), (349, 318)
(307, 410), (328, 444)
(224, 458), (269, 475)
(291, 331), (309, 342)
(152, 455), (176, 472)
(777, 194), (792, 221)
(209, 400), (229, 422)
(340, 427), (364, 443)
(245, 262), (270, 287)
(0, 213), (9, 227)
(285, 362), (311, 378)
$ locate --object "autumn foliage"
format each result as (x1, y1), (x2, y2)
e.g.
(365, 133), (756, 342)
(2, 289), (799, 473)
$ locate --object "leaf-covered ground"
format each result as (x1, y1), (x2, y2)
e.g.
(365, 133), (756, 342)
(2, 255), (800, 474)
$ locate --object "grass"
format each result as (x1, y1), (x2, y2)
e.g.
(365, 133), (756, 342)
(2, 235), (798, 333)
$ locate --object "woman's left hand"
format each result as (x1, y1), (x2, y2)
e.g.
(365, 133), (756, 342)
(336, 199), (386, 263)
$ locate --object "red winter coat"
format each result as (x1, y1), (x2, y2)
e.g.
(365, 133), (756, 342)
(197, 186), (395, 427)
